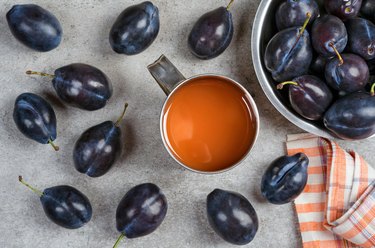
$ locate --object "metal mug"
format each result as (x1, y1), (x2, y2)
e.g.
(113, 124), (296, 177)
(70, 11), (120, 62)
(147, 55), (260, 174)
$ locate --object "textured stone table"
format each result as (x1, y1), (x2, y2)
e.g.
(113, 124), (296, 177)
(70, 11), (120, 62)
(0, 0), (373, 247)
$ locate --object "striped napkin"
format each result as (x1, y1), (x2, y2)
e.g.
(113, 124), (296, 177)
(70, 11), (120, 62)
(286, 133), (375, 248)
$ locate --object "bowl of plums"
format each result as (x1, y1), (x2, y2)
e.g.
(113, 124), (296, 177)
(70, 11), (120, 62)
(252, 0), (375, 140)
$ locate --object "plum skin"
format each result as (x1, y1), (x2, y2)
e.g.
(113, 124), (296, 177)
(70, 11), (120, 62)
(311, 15), (348, 57)
(109, 1), (160, 55)
(116, 183), (168, 239)
(6, 4), (62, 52)
(275, 0), (320, 31)
(325, 54), (369, 93)
(52, 63), (113, 111)
(41, 185), (92, 229)
(13, 93), (57, 144)
(261, 153), (309, 204)
(324, 92), (375, 140)
(325, 0), (363, 20)
(206, 189), (258, 245)
(188, 7), (233, 60)
(345, 18), (375, 61)
(73, 121), (122, 177)
(310, 55), (331, 77)
(264, 27), (313, 82)
(284, 75), (333, 120)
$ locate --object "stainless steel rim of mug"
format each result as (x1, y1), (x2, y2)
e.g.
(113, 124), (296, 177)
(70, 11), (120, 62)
(158, 74), (260, 174)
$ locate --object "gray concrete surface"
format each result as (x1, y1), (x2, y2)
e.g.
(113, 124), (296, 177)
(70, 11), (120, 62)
(0, 0), (374, 247)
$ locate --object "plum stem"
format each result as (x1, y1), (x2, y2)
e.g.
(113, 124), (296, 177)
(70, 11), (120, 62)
(48, 139), (60, 151)
(299, 12), (311, 37)
(291, 12), (311, 51)
(371, 83), (375, 97)
(329, 42), (344, 66)
(26, 70), (55, 78)
(18, 176), (43, 197)
(113, 233), (125, 248)
(226, 0), (235, 10)
(277, 81), (299, 90)
(115, 102), (129, 127)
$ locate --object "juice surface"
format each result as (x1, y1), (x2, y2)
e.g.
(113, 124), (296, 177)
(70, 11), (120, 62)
(162, 76), (256, 172)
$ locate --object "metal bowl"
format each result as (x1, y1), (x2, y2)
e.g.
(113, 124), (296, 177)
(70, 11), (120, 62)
(251, 0), (336, 139)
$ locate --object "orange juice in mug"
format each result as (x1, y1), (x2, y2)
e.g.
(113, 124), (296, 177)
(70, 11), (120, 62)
(148, 55), (259, 173)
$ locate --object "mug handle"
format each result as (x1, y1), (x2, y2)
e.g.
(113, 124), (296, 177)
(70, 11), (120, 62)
(147, 55), (186, 95)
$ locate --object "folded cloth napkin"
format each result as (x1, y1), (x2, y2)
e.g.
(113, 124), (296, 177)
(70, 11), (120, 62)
(286, 133), (375, 248)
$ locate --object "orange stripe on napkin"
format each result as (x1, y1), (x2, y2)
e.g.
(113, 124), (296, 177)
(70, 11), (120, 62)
(286, 134), (375, 248)
(308, 166), (324, 175)
(303, 240), (346, 248)
(304, 184), (326, 193)
(295, 203), (326, 213)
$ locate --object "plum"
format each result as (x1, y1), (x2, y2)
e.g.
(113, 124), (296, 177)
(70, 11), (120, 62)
(261, 153), (309, 204)
(311, 15), (347, 58)
(325, 53), (369, 93)
(6, 4), (62, 52)
(264, 23), (313, 82)
(109, 1), (159, 55)
(325, 0), (362, 20)
(27, 63), (113, 111)
(275, 0), (320, 30)
(277, 75), (333, 120)
(346, 17), (375, 60)
(13, 93), (59, 151)
(188, 1), (234, 59)
(310, 55), (331, 76)
(207, 189), (258, 245)
(73, 103), (128, 177)
(324, 90), (375, 139)
(113, 183), (167, 247)
(19, 176), (92, 229)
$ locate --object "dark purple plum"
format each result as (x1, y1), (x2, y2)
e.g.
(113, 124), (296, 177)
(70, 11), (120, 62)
(311, 15), (347, 58)
(361, 0), (375, 22)
(6, 4), (62, 52)
(310, 55), (331, 76)
(264, 26), (313, 82)
(311, 16), (347, 60)
(188, 1), (234, 60)
(27, 63), (112, 111)
(275, 0), (320, 30)
(325, 0), (362, 20)
(346, 18), (375, 60)
(52, 64), (112, 110)
(114, 183), (167, 247)
(13, 93), (58, 151)
(277, 75), (333, 120)
(109, 1), (159, 55)
(73, 103), (128, 177)
(207, 189), (258, 245)
(261, 153), (309, 204)
(18, 176), (92, 229)
(324, 90), (375, 139)
(325, 53), (369, 93)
